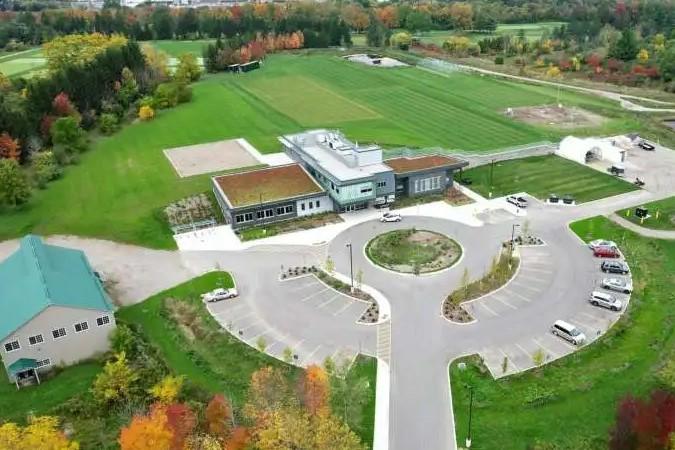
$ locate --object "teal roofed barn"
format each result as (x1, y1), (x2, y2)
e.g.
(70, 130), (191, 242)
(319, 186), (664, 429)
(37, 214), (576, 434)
(0, 235), (116, 387)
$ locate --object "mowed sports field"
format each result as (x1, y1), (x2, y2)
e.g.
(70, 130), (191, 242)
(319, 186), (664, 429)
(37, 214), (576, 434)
(0, 53), (638, 248)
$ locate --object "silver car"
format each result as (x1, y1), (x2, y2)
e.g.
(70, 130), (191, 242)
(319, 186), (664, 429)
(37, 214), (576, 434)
(589, 291), (623, 311)
(201, 287), (238, 302)
(601, 277), (632, 294)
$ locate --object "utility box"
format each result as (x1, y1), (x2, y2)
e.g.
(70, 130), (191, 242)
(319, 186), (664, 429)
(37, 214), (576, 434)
(635, 207), (648, 218)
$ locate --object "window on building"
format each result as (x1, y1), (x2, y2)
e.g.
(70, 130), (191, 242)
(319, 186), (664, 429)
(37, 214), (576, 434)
(331, 182), (335, 190)
(265, 209), (274, 218)
(360, 187), (373, 194)
(51, 328), (67, 340)
(309, 202), (314, 209)
(336, 188), (340, 194)
(301, 203), (305, 211)
(235, 215), (244, 223)
(74, 321), (89, 333)
(96, 316), (111, 327)
(28, 334), (43, 346)
(244, 213), (253, 222)
(377, 181), (387, 188)
(277, 207), (285, 215)
(4, 340), (20, 353)
(256, 211), (264, 219)
(316, 200), (320, 208)
(36, 359), (51, 368)
(285, 205), (294, 214)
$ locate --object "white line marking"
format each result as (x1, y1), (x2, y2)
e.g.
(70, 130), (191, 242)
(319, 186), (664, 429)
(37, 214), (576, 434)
(521, 267), (554, 274)
(532, 338), (559, 358)
(492, 295), (518, 310)
(240, 319), (262, 333)
(515, 343), (531, 358)
(498, 348), (519, 371)
(300, 287), (331, 302)
(543, 332), (577, 351)
(318, 293), (342, 308)
(333, 300), (355, 316)
(302, 344), (323, 365)
(479, 302), (499, 316)
(506, 290), (533, 303)
(232, 311), (255, 322)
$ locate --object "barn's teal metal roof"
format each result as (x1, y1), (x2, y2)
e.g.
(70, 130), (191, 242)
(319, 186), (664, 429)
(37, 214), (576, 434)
(0, 235), (113, 340)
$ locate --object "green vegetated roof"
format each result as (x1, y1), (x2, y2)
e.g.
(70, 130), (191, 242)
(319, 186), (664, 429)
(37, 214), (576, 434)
(0, 235), (113, 340)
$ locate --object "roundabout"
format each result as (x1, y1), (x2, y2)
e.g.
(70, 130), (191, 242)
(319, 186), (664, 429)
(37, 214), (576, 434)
(365, 228), (462, 274)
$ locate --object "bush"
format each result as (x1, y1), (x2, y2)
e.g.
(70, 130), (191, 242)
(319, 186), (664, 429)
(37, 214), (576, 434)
(495, 55), (504, 64)
(98, 113), (119, 135)
(154, 82), (191, 109)
(138, 105), (155, 121)
(31, 151), (62, 188)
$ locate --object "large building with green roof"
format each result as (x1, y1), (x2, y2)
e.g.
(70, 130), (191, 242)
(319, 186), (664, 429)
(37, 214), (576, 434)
(0, 235), (115, 385)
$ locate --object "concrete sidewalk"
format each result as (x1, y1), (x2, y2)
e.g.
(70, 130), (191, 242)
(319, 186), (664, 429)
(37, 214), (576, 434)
(608, 213), (675, 239)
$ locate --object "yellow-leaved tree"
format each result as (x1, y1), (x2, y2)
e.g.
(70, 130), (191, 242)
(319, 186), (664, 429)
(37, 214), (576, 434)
(149, 375), (184, 404)
(43, 33), (128, 72)
(0, 416), (79, 450)
(138, 106), (155, 121)
(92, 352), (139, 405)
(637, 48), (650, 63)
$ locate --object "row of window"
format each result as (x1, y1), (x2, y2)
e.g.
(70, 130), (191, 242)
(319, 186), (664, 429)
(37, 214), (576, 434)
(376, 181), (387, 188)
(414, 176), (442, 193)
(234, 205), (294, 224)
(3, 315), (111, 354)
(300, 200), (320, 211)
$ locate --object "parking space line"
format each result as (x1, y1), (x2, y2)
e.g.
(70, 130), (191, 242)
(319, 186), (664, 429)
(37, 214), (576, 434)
(265, 340), (281, 353)
(543, 333), (577, 351)
(522, 267), (554, 275)
(510, 281), (541, 293)
(318, 293), (342, 308)
(302, 344), (323, 365)
(571, 316), (601, 332)
(248, 329), (272, 342)
(492, 295), (518, 310)
(532, 338), (559, 358)
(518, 274), (549, 284)
(498, 348), (519, 371)
(507, 290), (533, 303)
(478, 302), (499, 317)
(333, 300), (355, 316)
(515, 343), (531, 359)
(240, 319), (262, 333)
(232, 311), (255, 322)
(300, 287), (330, 302)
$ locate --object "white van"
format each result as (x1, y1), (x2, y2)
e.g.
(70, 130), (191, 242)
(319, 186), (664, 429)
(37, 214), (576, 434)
(551, 320), (586, 345)
(589, 291), (622, 311)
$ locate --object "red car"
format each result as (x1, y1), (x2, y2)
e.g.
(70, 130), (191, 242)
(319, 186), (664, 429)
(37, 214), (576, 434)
(593, 246), (620, 258)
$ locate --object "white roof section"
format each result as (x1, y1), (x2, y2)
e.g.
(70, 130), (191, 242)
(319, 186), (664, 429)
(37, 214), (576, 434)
(279, 129), (392, 183)
(556, 136), (627, 165)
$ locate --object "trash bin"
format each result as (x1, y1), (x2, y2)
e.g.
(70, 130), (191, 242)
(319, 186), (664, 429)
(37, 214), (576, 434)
(635, 207), (648, 218)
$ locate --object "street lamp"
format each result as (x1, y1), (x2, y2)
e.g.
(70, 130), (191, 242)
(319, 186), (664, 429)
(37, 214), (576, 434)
(510, 223), (520, 262)
(345, 243), (354, 293)
(466, 386), (474, 448)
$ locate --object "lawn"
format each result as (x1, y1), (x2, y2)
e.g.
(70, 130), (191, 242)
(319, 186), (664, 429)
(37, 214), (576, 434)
(0, 53), (641, 248)
(0, 48), (45, 77)
(617, 195), (675, 230)
(149, 39), (214, 57)
(366, 229), (461, 273)
(117, 271), (377, 445)
(450, 216), (674, 449)
(0, 362), (102, 422)
(458, 154), (639, 203)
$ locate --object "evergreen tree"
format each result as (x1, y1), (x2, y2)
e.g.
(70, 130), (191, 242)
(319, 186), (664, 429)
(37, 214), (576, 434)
(609, 29), (639, 61)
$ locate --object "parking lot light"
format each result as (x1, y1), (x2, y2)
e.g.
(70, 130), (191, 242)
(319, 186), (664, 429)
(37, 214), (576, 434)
(510, 224), (521, 262)
(346, 243), (354, 293)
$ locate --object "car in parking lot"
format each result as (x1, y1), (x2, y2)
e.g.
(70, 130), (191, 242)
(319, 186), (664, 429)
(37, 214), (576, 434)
(601, 260), (630, 275)
(601, 277), (632, 294)
(506, 195), (528, 208)
(201, 287), (238, 302)
(589, 291), (623, 311)
(551, 320), (586, 345)
(638, 141), (655, 151)
(380, 212), (402, 223)
(589, 239), (617, 250)
(593, 246), (620, 258)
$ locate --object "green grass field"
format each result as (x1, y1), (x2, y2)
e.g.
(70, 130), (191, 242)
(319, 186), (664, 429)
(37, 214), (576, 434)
(118, 271), (377, 446)
(0, 53), (640, 248)
(0, 48), (45, 78)
(450, 216), (674, 449)
(149, 39), (214, 57)
(458, 155), (639, 203)
(617, 196), (675, 230)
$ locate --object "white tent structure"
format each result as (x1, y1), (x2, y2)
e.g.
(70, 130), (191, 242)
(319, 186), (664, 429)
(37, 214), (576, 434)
(556, 136), (627, 165)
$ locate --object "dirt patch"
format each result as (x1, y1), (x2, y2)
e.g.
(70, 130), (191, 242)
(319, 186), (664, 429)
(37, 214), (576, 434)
(164, 138), (262, 178)
(507, 105), (607, 129)
(663, 120), (675, 131)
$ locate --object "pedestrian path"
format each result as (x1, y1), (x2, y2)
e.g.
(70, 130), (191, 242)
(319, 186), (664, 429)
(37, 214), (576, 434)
(608, 213), (675, 240)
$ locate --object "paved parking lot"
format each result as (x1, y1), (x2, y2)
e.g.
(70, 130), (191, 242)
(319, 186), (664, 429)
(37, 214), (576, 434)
(206, 273), (375, 367)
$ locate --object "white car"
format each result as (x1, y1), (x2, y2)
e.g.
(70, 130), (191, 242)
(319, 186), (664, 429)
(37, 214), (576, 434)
(201, 288), (238, 302)
(601, 277), (633, 294)
(589, 239), (617, 250)
(380, 212), (402, 223)
(589, 291), (623, 311)
(551, 320), (586, 346)
(506, 195), (528, 208)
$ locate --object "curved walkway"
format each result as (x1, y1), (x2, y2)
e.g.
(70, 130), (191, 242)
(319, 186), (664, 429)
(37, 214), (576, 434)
(608, 213), (675, 239)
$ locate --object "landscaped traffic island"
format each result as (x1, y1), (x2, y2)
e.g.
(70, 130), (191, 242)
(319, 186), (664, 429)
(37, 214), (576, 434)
(366, 229), (461, 274)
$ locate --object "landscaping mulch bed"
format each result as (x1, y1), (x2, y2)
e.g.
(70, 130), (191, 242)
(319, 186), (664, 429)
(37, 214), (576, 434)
(366, 229), (461, 274)
(240, 212), (343, 241)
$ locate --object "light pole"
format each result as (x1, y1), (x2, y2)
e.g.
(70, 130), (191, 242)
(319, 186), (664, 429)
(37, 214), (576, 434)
(466, 386), (474, 448)
(510, 223), (520, 262)
(346, 243), (354, 293)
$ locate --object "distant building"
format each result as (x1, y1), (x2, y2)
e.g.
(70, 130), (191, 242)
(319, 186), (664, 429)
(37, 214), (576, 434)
(0, 236), (115, 388)
(385, 154), (468, 197)
(212, 163), (332, 230)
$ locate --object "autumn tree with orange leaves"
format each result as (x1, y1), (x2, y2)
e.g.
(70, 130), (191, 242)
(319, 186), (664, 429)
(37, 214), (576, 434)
(119, 405), (173, 450)
(0, 132), (21, 161)
(300, 365), (330, 416)
(205, 394), (232, 440)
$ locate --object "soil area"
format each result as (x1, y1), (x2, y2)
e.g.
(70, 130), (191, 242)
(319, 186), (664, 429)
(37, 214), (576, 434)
(507, 105), (607, 129)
